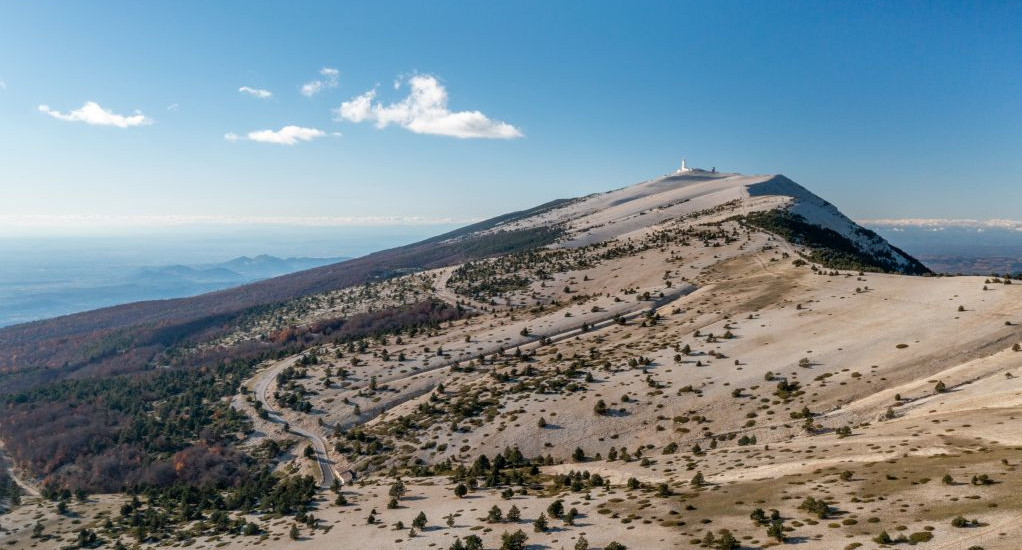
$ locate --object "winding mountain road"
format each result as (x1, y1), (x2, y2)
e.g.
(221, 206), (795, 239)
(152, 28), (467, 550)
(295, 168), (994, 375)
(0, 443), (40, 498)
(244, 279), (696, 488)
(252, 357), (338, 488)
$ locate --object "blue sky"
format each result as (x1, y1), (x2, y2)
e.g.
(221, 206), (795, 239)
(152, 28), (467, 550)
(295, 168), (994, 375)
(1, 1), (1020, 229)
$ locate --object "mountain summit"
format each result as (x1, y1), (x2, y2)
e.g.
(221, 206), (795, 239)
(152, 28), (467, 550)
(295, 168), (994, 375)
(448, 167), (929, 275)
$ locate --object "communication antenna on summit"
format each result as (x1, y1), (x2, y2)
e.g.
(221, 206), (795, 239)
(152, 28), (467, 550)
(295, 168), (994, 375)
(678, 158), (691, 172)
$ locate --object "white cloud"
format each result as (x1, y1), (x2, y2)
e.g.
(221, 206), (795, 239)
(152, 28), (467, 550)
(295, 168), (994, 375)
(239, 86), (273, 99)
(860, 218), (1022, 230)
(300, 67), (339, 97)
(0, 80), (6, 90)
(337, 90), (376, 123)
(167, 103), (179, 111)
(225, 125), (327, 145)
(38, 101), (152, 128)
(334, 75), (522, 139)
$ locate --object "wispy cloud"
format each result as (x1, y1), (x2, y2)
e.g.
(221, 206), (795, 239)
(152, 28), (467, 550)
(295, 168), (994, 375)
(860, 218), (1022, 231)
(239, 86), (273, 99)
(38, 101), (152, 128)
(335, 74), (522, 139)
(300, 67), (339, 97)
(225, 125), (329, 145)
(167, 103), (179, 111)
(0, 80), (6, 90)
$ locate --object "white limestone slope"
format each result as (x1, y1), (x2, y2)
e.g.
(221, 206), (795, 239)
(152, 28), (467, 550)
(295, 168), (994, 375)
(481, 167), (923, 271)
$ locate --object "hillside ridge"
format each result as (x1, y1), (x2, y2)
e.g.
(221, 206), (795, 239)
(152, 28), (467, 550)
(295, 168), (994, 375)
(0, 168), (926, 391)
(4, 166), (1022, 550)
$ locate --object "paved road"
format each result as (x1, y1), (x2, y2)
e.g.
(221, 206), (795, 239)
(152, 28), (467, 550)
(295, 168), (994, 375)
(340, 282), (699, 428)
(432, 267), (486, 312)
(252, 357), (338, 488)
(246, 279), (696, 486)
(0, 442), (40, 498)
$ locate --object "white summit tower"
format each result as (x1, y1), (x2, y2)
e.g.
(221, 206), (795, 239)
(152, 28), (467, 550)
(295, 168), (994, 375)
(677, 158), (691, 173)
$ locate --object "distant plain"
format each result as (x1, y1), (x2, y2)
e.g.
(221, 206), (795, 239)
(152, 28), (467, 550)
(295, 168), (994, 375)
(0, 224), (459, 326)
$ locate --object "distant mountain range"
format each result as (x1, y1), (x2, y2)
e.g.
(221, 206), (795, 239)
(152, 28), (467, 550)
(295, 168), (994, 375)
(0, 255), (347, 328)
(129, 255), (350, 286)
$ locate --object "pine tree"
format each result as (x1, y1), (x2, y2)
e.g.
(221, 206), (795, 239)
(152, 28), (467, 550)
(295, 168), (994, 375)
(389, 479), (407, 499)
(501, 530), (528, 550)
(464, 534), (484, 550)
(412, 511), (427, 529)
(691, 472), (705, 487)
(716, 530), (739, 550)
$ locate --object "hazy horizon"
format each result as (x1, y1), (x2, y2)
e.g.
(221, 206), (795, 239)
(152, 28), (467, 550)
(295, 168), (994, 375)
(3, 213), (1021, 328)
(0, 223), (461, 326)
